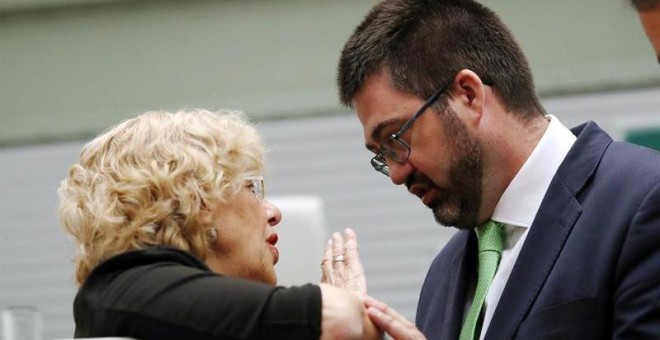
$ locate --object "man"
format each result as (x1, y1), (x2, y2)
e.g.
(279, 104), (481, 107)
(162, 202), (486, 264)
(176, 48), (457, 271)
(337, 0), (660, 339)
(632, 0), (660, 62)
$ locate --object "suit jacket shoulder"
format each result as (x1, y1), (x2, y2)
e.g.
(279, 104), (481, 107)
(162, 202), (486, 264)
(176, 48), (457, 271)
(488, 122), (660, 339)
(416, 122), (660, 340)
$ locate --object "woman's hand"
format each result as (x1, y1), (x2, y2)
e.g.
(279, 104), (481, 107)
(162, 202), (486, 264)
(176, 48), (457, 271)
(320, 228), (367, 296)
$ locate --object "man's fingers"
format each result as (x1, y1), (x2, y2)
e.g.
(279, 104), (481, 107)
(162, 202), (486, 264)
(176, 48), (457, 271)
(365, 296), (403, 322)
(366, 307), (399, 335)
(364, 296), (426, 340)
(367, 307), (425, 340)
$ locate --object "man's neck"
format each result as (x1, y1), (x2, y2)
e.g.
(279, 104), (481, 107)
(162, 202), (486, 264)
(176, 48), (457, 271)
(478, 113), (549, 223)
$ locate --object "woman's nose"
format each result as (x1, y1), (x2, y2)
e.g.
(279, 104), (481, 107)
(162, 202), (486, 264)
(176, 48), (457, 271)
(264, 200), (282, 227)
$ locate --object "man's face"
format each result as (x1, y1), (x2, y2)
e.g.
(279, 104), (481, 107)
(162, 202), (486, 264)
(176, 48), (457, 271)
(353, 72), (483, 229)
(638, 6), (660, 62)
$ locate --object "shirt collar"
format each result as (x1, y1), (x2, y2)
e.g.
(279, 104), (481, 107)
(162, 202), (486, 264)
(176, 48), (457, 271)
(490, 115), (576, 227)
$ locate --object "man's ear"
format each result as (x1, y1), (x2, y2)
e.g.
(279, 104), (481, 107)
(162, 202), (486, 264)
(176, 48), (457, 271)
(451, 69), (487, 125)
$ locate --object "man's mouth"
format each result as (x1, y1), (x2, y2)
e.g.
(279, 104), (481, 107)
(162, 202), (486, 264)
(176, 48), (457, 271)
(409, 183), (434, 206)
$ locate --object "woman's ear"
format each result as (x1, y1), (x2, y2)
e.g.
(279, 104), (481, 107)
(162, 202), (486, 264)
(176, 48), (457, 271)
(207, 228), (218, 242)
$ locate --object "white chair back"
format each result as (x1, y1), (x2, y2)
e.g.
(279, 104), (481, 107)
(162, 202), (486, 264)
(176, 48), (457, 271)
(267, 195), (329, 286)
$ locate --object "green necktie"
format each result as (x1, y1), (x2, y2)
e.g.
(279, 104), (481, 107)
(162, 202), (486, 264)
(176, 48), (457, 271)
(459, 220), (504, 340)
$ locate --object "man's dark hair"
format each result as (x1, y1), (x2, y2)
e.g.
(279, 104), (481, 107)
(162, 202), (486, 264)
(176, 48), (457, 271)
(630, 0), (660, 11)
(338, 0), (544, 119)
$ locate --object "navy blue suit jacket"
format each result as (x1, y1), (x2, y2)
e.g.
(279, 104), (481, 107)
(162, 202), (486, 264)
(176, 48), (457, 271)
(416, 122), (660, 339)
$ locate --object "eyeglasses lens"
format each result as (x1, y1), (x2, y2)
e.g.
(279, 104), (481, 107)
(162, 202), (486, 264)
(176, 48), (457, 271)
(384, 137), (412, 163)
(371, 155), (390, 177)
(248, 177), (265, 200)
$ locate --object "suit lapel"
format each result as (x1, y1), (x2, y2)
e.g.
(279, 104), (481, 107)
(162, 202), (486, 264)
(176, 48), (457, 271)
(484, 180), (581, 339)
(484, 122), (612, 339)
(442, 231), (477, 339)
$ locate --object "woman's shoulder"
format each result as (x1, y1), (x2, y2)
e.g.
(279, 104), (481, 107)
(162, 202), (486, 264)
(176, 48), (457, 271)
(94, 247), (210, 275)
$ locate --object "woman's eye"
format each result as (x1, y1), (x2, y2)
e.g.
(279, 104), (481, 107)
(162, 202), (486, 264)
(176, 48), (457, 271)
(244, 177), (264, 200)
(246, 184), (259, 197)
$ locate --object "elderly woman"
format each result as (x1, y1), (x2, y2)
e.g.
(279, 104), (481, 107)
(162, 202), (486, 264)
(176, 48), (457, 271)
(58, 109), (379, 339)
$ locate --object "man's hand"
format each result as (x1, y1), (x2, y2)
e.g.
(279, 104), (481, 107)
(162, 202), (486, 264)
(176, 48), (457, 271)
(364, 296), (426, 340)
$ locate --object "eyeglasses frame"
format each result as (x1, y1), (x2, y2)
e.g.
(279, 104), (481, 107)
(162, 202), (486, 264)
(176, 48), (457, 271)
(370, 83), (450, 177)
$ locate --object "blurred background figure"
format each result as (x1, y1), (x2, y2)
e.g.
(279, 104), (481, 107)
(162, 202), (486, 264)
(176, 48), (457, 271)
(631, 0), (660, 62)
(1, 1), (658, 338)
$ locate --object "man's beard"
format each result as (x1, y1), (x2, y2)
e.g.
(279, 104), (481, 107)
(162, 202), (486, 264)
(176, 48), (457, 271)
(427, 110), (483, 230)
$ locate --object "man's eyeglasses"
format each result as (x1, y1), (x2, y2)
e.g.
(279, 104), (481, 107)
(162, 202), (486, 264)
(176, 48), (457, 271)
(370, 84), (450, 177)
(247, 175), (265, 200)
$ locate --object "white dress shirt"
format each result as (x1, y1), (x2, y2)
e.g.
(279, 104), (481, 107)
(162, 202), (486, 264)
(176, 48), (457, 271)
(477, 115), (576, 339)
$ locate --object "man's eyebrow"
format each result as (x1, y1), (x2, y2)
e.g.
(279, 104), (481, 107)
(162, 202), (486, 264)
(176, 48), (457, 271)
(365, 117), (406, 152)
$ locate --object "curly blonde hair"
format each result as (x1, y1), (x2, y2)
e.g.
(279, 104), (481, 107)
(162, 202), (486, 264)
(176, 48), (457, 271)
(58, 109), (265, 285)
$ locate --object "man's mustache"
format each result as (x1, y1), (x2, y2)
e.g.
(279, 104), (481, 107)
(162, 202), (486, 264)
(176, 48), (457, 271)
(406, 172), (436, 191)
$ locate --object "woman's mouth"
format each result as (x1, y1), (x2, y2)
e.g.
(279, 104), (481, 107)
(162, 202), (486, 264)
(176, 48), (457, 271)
(267, 234), (279, 264)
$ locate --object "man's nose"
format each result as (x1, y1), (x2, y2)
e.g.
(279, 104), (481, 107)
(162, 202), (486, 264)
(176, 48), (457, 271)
(388, 160), (415, 186)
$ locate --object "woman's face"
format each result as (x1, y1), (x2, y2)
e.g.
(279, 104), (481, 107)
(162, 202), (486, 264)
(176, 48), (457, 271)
(205, 177), (282, 285)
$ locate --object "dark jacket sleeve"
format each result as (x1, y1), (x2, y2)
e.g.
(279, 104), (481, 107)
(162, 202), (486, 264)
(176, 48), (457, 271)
(74, 250), (322, 340)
